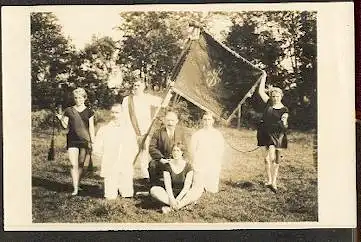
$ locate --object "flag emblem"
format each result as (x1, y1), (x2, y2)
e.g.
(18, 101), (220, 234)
(204, 66), (222, 87)
(172, 30), (263, 122)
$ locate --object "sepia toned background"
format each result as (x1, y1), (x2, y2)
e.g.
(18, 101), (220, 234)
(2, 2), (355, 230)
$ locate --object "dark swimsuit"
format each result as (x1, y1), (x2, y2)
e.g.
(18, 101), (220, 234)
(257, 101), (288, 149)
(64, 107), (94, 149)
(163, 162), (193, 197)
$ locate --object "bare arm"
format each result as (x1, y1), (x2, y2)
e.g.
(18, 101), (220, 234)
(175, 171), (193, 202)
(281, 113), (289, 129)
(163, 171), (177, 207)
(56, 113), (69, 129)
(258, 70), (269, 103)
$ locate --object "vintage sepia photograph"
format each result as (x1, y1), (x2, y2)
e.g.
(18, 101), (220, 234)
(2, 2), (356, 231)
(30, 8), (318, 223)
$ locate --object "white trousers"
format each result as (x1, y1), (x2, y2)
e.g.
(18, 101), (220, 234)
(104, 173), (133, 199)
(135, 136), (151, 179)
(194, 165), (221, 193)
(138, 149), (150, 179)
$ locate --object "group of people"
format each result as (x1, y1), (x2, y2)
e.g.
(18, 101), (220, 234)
(55, 70), (289, 213)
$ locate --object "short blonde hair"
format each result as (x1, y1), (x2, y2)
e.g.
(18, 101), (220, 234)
(270, 87), (283, 97)
(73, 88), (87, 99)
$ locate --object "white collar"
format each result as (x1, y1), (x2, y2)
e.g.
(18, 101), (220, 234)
(166, 127), (175, 136)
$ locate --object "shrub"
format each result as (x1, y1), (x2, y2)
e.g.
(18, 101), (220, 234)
(32, 109), (59, 131)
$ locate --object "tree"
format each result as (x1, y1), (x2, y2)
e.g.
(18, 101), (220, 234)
(31, 12), (75, 109)
(116, 12), (204, 90)
(69, 36), (118, 108)
(225, 11), (317, 130)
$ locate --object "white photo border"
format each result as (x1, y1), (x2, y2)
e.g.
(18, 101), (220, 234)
(2, 2), (356, 230)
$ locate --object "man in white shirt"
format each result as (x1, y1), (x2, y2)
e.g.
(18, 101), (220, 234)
(92, 103), (138, 199)
(122, 80), (171, 179)
(190, 112), (225, 193)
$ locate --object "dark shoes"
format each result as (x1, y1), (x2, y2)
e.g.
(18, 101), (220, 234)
(265, 183), (278, 193)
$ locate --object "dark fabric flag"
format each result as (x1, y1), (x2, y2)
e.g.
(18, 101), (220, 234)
(172, 30), (263, 122)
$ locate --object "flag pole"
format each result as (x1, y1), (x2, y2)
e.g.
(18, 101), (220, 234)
(237, 104), (242, 129)
(226, 75), (263, 124)
(132, 36), (194, 165)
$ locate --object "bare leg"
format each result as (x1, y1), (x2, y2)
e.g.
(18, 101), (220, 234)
(265, 146), (276, 186)
(85, 152), (93, 171)
(77, 148), (88, 190)
(176, 186), (203, 209)
(272, 150), (282, 189)
(68, 148), (80, 195)
(264, 149), (272, 185)
(150, 186), (170, 205)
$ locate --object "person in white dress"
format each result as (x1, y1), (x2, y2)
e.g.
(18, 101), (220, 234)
(92, 103), (138, 199)
(190, 112), (225, 193)
(122, 80), (171, 179)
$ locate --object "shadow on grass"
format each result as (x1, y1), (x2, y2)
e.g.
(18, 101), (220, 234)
(134, 197), (161, 211)
(133, 178), (162, 211)
(224, 180), (261, 192)
(32, 176), (103, 198)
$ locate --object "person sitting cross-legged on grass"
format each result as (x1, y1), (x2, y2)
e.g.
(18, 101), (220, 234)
(92, 103), (139, 200)
(150, 143), (202, 213)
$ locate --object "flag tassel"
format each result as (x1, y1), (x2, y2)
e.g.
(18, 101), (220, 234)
(47, 110), (56, 161)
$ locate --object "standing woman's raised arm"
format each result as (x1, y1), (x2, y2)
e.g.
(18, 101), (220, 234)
(56, 113), (69, 129)
(258, 70), (269, 103)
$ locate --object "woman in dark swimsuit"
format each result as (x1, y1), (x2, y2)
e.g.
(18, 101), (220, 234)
(56, 88), (95, 195)
(257, 71), (289, 192)
(150, 143), (196, 213)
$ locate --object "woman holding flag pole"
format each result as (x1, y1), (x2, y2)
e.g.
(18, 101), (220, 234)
(257, 71), (289, 193)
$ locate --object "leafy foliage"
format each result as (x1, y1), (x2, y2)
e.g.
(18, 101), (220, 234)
(69, 36), (119, 108)
(31, 11), (317, 130)
(225, 11), (317, 130)
(31, 12), (76, 109)
(31, 13), (118, 110)
(117, 12), (202, 89)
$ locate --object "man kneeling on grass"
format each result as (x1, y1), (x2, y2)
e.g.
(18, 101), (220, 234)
(93, 103), (138, 200)
(149, 143), (203, 213)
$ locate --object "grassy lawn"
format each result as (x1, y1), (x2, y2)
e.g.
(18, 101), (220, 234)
(32, 125), (317, 223)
